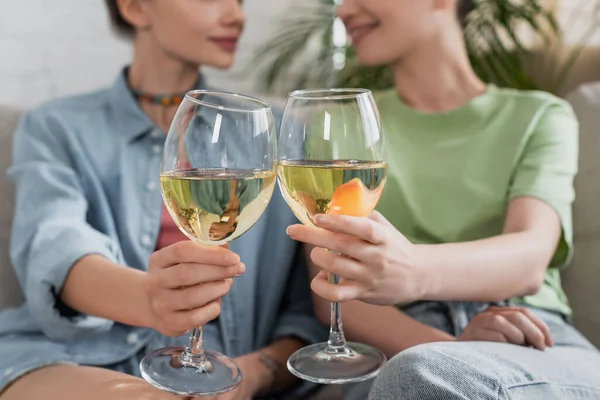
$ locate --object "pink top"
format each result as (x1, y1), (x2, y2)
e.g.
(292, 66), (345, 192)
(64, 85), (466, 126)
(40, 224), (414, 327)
(156, 203), (189, 250)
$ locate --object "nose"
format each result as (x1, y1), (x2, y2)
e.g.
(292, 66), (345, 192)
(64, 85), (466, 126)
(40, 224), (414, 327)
(224, 0), (245, 29)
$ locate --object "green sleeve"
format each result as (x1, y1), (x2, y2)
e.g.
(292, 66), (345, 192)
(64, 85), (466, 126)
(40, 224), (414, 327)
(508, 101), (579, 268)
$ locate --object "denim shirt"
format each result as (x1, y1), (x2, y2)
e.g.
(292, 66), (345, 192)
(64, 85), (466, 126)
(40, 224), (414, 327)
(0, 71), (326, 382)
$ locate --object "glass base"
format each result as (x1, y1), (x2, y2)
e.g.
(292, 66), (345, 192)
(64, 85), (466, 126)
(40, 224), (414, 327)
(287, 342), (387, 384)
(140, 346), (242, 396)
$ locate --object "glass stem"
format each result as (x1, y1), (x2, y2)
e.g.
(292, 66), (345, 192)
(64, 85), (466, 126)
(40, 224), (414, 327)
(327, 273), (347, 349)
(180, 327), (214, 372)
(188, 328), (205, 355)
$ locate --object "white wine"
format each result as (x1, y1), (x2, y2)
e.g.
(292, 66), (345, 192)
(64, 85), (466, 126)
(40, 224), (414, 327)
(277, 160), (387, 226)
(161, 169), (276, 245)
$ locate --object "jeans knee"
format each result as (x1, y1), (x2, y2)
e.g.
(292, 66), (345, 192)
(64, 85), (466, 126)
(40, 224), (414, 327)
(369, 342), (502, 400)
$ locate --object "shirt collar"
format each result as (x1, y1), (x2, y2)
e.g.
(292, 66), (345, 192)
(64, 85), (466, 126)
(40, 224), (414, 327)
(109, 67), (207, 143)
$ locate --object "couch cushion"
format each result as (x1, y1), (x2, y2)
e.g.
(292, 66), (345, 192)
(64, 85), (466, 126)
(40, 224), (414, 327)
(0, 107), (24, 309)
(565, 84), (600, 348)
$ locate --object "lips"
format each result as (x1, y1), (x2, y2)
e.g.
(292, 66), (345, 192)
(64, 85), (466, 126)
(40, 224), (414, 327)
(347, 22), (379, 45)
(210, 37), (239, 52)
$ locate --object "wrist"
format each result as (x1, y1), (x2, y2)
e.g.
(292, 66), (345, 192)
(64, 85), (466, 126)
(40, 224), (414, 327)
(413, 244), (438, 301)
(237, 353), (272, 396)
(139, 272), (157, 329)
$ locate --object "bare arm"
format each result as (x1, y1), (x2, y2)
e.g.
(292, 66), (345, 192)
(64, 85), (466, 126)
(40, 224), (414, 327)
(288, 197), (561, 306)
(326, 301), (454, 359)
(235, 338), (305, 398)
(61, 242), (244, 336)
(60, 255), (151, 327)
(421, 197), (561, 302)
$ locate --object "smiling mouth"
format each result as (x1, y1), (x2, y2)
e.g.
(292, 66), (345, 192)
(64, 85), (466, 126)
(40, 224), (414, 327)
(209, 37), (240, 53)
(347, 22), (379, 45)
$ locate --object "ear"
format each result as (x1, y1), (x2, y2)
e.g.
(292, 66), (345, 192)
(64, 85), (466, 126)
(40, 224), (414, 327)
(116, 0), (152, 31)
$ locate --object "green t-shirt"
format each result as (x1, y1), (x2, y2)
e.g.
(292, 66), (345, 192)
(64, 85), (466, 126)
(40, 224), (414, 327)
(374, 86), (579, 316)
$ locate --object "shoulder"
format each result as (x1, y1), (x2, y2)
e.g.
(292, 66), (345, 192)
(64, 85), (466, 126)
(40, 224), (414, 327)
(22, 87), (112, 128)
(15, 88), (112, 146)
(491, 86), (576, 122)
(481, 87), (578, 151)
(501, 89), (578, 164)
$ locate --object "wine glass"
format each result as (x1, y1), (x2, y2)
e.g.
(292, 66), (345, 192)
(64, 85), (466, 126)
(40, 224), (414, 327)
(277, 89), (387, 384)
(140, 90), (277, 396)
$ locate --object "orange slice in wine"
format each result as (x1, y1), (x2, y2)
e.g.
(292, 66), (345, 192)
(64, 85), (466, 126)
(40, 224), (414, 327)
(330, 178), (380, 217)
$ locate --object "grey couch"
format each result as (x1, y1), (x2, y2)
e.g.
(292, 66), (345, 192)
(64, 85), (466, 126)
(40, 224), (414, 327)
(0, 85), (598, 350)
(0, 107), (23, 309)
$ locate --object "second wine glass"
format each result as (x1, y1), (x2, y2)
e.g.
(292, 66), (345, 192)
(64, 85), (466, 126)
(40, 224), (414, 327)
(140, 90), (277, 396)
(277, 89), (387, 384)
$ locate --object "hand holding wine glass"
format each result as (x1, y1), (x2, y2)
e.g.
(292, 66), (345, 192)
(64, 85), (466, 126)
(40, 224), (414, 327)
(140, 91), (277, 397)
(286, 211), (427, 306)
(144, 241), (244, 337)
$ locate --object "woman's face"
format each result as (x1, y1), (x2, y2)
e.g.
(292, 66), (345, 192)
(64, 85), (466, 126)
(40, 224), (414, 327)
(140, 0), (245, 69)
(337, 0), (448, 67)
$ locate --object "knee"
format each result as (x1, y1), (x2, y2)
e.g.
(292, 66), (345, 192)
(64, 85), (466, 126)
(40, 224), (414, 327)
(102, 378), (182, 400)
(369, 342), (501, 400)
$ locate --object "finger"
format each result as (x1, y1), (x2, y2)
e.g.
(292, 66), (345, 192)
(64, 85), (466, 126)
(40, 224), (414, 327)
(172, 299), (222, 332)
(485, 314), (526, 345)
(166, 279), (234, 311)
(516, 308), (554, 347)
(369, 210), (396, 230)
(503, 312), (547, 350)
(477, 328), (509, 343)
(151, 241), (240, 270)
(286, 224), (373, 261)
(311, 271), (363, 302)
(313, 214), (386, 245)
(157, 262), (245, 289)
(310, 247), (369, 282)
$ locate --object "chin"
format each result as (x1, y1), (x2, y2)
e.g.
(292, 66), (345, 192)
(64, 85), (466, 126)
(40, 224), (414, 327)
(204, 53), (236, 70)
(355, 52), (390, 67)
(355, 46), (401, 68)
(212, 60), (235, 70)
(186, 53), (235, 71)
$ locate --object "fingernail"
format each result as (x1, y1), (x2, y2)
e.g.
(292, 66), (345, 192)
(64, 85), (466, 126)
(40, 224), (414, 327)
(315, 215), (329, 225)
(236, 263), (246, 276)
(286, 225), (297, 236)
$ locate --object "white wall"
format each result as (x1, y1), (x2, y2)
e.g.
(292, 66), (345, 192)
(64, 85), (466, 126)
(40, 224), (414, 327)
(552, 0), (600, 94)
(0, 0), (293, 108)
(558, 0), (600, 46)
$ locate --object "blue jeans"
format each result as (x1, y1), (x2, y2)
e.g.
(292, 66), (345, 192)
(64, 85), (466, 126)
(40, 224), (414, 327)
(344, 302), (600, 399)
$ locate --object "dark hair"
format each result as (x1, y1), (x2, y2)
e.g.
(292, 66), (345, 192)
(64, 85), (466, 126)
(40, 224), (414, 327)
(457, 0), (476, 26)
(104, 0), (135, 36)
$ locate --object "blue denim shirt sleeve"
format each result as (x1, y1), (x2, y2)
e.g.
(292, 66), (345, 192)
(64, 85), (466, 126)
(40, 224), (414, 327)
(8, 110), (122, 340)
